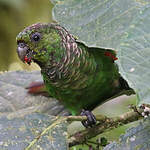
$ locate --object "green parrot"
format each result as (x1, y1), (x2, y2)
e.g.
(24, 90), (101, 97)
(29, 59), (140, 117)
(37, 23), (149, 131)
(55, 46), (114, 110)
(16, 23), (133, 126)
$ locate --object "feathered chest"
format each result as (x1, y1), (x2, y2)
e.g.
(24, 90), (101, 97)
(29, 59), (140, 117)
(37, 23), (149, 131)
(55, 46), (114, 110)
(41, 48), (96, 91)
(41, 25), (97, 91)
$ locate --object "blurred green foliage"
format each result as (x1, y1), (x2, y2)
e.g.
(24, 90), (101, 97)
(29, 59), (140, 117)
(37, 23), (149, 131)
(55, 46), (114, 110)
(0, 0), (53, 71)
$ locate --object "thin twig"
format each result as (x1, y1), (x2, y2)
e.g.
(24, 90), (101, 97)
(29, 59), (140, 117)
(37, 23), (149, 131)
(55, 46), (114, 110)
(25, 116), (65, 150)
(68, 107), (143, 147)
(66, 114), (106, 122)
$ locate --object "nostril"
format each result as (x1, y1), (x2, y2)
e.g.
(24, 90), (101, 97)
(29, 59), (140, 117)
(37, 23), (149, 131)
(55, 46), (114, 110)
(18, 42), (26, 48)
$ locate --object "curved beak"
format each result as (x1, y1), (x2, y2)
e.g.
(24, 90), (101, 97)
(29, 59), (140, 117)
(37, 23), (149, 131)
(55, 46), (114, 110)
(17, 42), (28, 61)
(17, 42), (32, 65)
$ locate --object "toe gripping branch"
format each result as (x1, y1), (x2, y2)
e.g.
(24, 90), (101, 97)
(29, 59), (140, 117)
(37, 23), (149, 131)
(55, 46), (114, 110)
(81, 109), (97, 128)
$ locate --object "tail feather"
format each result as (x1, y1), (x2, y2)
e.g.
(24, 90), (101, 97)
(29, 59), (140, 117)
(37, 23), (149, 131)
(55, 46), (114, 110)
(119, 77), (135, 95)
(26, 81), (49, 96)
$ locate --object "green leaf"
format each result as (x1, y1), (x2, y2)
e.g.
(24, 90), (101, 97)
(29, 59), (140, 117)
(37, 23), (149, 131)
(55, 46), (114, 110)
(116, 5), (150, 105)
(104, 118), (150, 150)
(0, 71), (69, 117)
(0, 113), (68, 150)
(0, 71), (69, 150)
(51, 0), (150, 105)
(52, 0), (148, 48)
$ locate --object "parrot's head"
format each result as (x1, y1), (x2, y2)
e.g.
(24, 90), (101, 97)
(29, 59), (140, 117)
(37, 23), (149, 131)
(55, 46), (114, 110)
(16, 23), (62, 67)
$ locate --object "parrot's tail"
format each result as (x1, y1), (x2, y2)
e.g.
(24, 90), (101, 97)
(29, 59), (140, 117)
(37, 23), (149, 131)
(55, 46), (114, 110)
(26, 81), (50, 97)
(119, 77), (135, 95)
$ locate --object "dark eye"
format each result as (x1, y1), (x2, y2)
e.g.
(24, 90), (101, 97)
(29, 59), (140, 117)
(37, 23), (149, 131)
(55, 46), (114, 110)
(31, 32), (41, 42)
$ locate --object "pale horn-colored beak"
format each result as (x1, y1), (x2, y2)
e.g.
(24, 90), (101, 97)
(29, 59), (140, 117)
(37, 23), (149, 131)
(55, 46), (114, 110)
(17, 42), (29, 62)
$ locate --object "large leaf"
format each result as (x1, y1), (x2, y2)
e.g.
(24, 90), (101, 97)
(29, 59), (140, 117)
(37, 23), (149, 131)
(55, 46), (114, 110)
(0, 71), (69, 117)
(51, 0), (150, 105)
(104, 118), (150, 150)
(0, 113), (68, 150)
(52, 0), (148, 49)
(0, 71), (69, 150)
(117, 6), (150, 105)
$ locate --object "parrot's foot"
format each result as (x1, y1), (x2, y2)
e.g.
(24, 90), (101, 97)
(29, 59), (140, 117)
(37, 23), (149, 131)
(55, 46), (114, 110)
(80, 109), (96, 128)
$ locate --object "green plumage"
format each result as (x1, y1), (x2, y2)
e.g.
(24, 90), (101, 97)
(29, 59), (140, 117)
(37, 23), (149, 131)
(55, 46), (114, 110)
(16, 23), (132, 115)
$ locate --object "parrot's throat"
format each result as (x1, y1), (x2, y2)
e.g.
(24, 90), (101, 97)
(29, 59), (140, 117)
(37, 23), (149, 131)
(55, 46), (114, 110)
(41, 25), (97, 90)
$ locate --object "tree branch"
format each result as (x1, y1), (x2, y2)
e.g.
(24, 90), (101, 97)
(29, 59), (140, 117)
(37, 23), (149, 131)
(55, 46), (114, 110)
(67, 107), (144, 147)
(66, 114), (106, 122)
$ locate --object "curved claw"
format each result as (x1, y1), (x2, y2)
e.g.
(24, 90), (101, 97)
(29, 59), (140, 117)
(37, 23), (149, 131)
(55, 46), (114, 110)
(81, 109), (96, 128)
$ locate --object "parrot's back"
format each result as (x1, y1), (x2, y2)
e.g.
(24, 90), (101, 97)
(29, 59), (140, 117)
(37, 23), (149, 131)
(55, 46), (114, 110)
(41, 42), (126, 115)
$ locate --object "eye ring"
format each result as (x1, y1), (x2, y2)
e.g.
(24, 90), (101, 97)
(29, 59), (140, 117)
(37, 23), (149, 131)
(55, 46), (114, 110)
(31, 32), (41, 42)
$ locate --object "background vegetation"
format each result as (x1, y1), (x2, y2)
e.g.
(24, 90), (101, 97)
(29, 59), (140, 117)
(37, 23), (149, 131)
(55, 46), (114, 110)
(0, 0), (53, 71)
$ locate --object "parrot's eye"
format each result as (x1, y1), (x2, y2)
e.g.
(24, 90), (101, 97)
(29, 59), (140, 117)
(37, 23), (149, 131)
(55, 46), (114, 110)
(31, 32), (41, 42)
